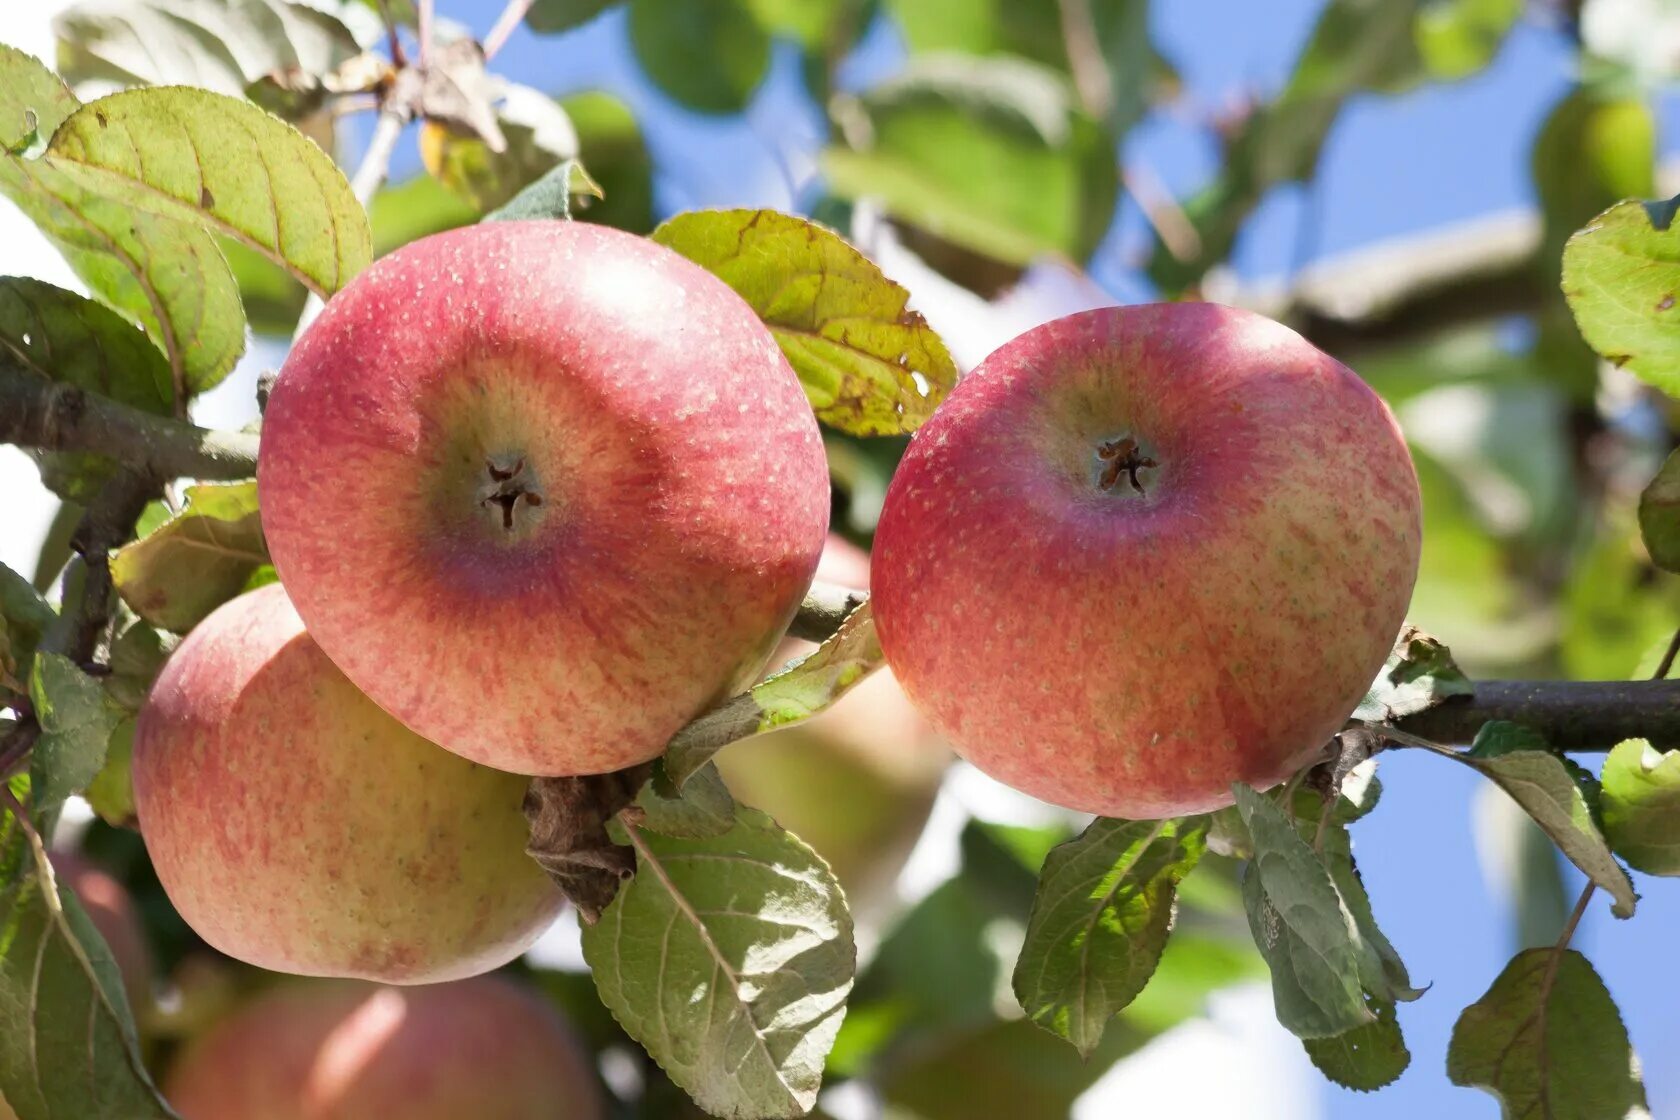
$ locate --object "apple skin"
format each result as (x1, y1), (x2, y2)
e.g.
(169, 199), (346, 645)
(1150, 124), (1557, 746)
(872, 304), (1421, 819)
(717, 536), (949, 920)
(132, 583), (563, 984)
(259, 220), (829, 777)
(163, 975), (604, 1120)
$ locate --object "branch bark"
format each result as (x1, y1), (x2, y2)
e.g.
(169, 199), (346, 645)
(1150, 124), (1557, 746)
(1389, 678), (1680, 752)
(0, 361), (260, 481)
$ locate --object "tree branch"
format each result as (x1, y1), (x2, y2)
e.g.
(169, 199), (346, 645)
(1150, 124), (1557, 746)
(1392, 678), (1680, 752)
(0, 361), (259, 481)
(43, 470), (158, 660)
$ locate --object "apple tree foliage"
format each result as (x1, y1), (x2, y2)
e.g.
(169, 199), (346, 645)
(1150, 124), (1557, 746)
(0, 1), (1679, 1118)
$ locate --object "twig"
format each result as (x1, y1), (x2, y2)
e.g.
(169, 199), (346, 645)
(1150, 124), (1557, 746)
(1057, 0), (1112, 121)
(417, 0), (435, 67)
(482, 0), (537, 61)
(0, 722), (40, 781)
(294, 66), (424, 339)
(0, 361), (260, 481)
(44, 471), (160, 661)
(1123, 162), (1202, 263)
(1653, 626), (1680, 681)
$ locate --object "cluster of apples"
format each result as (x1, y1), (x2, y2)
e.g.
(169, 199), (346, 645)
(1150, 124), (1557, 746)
(130, 215), (1420, 1008)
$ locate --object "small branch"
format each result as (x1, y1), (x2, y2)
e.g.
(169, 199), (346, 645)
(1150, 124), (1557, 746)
(787, 581), (868, 644)
(1057, 0), (1112, 121)
(482, 0), (536, 61)
(0, 361), (260, 481)
(1124, 162), (1202, 263)
(1392, 679), (1680, 752)
(45, 471), (159, 661)
(1653, 626), (1680, 682)
(295, 66), (424, 338)
(0, 722), (40, 781)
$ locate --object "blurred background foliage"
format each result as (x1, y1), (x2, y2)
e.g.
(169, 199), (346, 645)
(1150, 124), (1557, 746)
(9, 0), (1680, 1116)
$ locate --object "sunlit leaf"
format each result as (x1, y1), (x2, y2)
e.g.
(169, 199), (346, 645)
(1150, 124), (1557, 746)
(582, 808), (854, 1119)
(111, 481), (265, 633)
(1600, 738), (1680, 876)
(653, 208), (958, 435)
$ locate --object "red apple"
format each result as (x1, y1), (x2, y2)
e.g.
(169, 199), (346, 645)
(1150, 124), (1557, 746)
(133, 583), (563, 984)
(163, 975), (604, 1120)
(872, 304), (1421, 818)
(258, 220), (829, 777)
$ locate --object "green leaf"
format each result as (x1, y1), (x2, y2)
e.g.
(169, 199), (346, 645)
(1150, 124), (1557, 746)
(526, 0), (618, 33)
(0, 52), (246, 394)
(83, 718), (137, 829)
(111, 481), (266, 633)
(1447, 746), (1637, 918)
(1011, 816), (1206, 1057)
(1639, 448), (1680, 572)
(1319, 824), (1422, 1004)
(878, 1014), (1147, 1120)
(44, 87), (370, 297)
(651, 208), (958, 436)
(582, 808), (854, 1120)
(53, 0), (367, 97)
(1355, 625), (1474, 721)
(0, 562), (54, 693)
(0, 277), (177, 498)
(1448, 948), (1648, 1119)
(1562, 195), (1680, 395)
(1233, 784), (1373, 1039)
(628, 0), (770, 115)
(0, 45), (80, 144)
(1415, 0), (1521, 79)
(664, 601), (883, 787)
(882, 0), (1159, 135)
(103, 619), (173, 714)
(0, 846), (174, 1119)
(1303, 997), (1410, 1092)
(1601, 738), (1680, 876)
(635, 761), (736, 839)
(28, 654), (125, 823)
(823, 55), (1119, 265)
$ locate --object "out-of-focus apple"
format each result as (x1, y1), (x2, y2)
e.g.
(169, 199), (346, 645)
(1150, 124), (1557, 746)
(873, 304), (1421, 818)
(133, 584), (563, 984)
(259, 220), (829, 777)
(163, 975), (605, 1120)
(716, 536), (949, 918)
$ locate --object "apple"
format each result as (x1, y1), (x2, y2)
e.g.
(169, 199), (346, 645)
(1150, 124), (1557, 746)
(52, 852), (153, 1013)
(872, 304), (1421, 819)
(716, 536), (949, 919)
(258, 220), (830, 777)
(132, 583), (563, 984)
(163, 975), (604, 1120)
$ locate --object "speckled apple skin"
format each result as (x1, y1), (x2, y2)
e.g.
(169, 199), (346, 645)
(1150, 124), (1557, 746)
(872, 303), (1422, 819)
(258, 221), (829, 777)
(133, 584), (563, 984)
(164, 976), (605, 1120)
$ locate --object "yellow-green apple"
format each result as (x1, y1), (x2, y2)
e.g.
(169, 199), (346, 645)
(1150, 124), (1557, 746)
(258, 220), (829, 777)
(872, 304), (1421, 818)
(163, 975), (604, 1120)
(132, 583), (562, 984)
(52, 851), (153, 1012)
(717, 536), (949, 918)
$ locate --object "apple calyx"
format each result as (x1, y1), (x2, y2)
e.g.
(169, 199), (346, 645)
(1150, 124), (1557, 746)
(1097, 436), (1157, 494)
(478, 453), (545, 530)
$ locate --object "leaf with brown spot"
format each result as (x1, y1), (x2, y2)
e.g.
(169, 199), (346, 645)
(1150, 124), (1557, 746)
(1563, 194), (1680, 396)
(652, 209), (958, 436)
